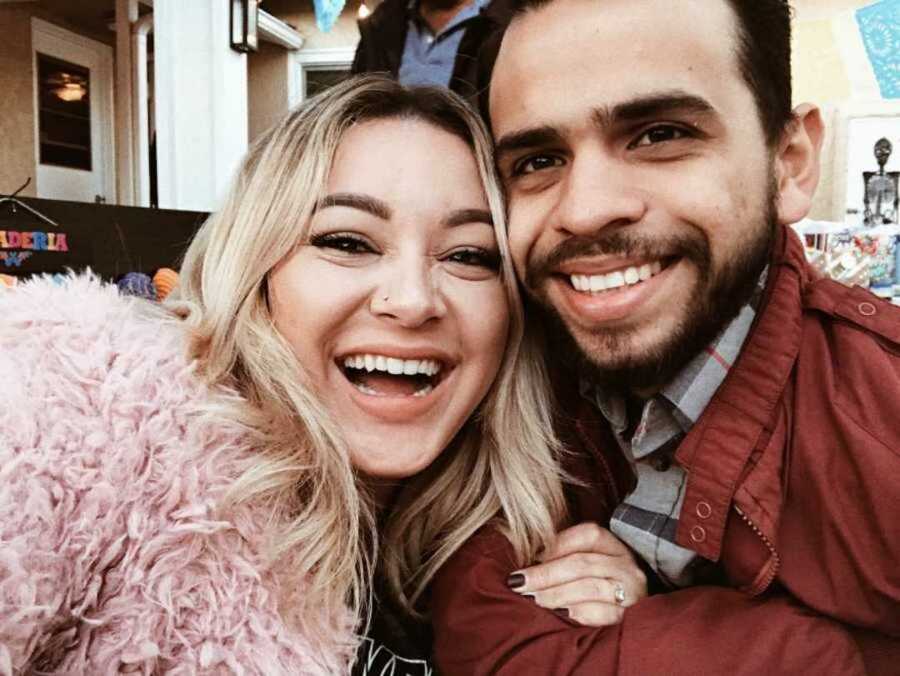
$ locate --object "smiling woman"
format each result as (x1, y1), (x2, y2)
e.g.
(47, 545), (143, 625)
(0, 76), (568, 673)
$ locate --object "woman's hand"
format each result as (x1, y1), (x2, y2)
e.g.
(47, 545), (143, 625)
(506, 522), (647, 627)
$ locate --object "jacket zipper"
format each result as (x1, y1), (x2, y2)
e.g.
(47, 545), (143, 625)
(733, 504), (780, 595)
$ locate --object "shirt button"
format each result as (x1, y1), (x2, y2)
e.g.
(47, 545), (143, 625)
(690, 525), (707, 543)
(858, 301), (877, 316)
(696, 501), (712, 519)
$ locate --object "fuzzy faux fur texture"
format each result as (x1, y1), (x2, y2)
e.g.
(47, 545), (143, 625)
(0, 275), (355, 675)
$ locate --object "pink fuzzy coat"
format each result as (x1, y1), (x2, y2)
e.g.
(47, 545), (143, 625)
(0, 276), (357, 674)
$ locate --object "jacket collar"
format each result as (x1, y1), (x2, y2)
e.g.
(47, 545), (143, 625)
(673, 225), (809, 562)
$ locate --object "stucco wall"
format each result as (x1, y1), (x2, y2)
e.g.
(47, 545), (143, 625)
(266, 0), (362, 50)
(248, 41), (292, 142)
(0, 6), (38, 196)
(0, 2), (115, 198)
(790, 0), (893, 221)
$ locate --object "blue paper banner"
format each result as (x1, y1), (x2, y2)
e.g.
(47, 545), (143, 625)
(313, 0), (346, 32)
(857, 0), (900, 99)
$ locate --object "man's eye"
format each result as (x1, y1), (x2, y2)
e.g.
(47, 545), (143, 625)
(630, 125), (689, 148)
(512, 154), (565, 176)
(446, 247), (500, 270)
(309, 233), (374, 254)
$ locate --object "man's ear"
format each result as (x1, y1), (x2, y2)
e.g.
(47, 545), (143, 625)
(774, 103), (825, 225)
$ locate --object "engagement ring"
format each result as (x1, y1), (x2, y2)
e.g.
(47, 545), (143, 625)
(613, 583), (627, 606)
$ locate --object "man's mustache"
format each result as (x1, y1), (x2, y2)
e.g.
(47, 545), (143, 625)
(525, 230), (711, 290)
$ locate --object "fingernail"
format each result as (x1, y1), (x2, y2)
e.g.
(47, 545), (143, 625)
(553, 608), (569, 619)
(506, 573), (525, 589)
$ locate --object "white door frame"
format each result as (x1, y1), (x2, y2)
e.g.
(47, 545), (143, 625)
(31, 17), (116, 203)
(292, 46), (356, 106)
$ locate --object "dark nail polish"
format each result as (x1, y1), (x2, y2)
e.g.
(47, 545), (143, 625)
(553, 608), (569, 619)
(506, 573), (525, 589)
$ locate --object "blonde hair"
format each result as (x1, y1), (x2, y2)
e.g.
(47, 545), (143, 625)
(171, 75), (568, 636)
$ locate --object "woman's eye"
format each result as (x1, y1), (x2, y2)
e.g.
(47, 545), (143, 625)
(630, 125), (689, 148)
(310, 233), (374, 255)
(446, 248), (500, 271)
(512, 154), (565, 176)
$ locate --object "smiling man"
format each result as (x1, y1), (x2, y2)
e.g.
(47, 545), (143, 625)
(430, 0), (900, 673)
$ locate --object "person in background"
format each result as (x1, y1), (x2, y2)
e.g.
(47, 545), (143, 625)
(429, 0), (900, 674)
(0, 76), (645, 674)
(351, 0), (513, 109)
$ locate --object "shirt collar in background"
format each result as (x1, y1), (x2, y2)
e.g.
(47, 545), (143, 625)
(398, 0), (487, 88)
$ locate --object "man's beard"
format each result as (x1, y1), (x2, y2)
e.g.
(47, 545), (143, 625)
(525, 190), (778, 393)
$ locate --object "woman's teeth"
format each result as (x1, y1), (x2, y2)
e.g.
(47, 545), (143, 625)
(570, 260), (663, 293)
(342, 354), (442, 377)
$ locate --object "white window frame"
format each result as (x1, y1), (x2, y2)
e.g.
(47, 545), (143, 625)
(291, 46), (356, 106)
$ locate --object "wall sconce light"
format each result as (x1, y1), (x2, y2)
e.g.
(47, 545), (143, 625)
(231, 0), (259, 53)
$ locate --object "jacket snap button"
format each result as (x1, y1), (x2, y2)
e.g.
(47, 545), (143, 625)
(690, 525), (707, 543)
(858, 302), (877, 316)
(696, 501), (712, 519)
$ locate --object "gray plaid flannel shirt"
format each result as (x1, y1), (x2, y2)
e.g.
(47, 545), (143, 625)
(581, 269), (768, 587)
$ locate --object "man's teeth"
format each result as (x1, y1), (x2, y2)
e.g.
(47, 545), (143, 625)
(570, 261), (663, 293)
(342, 354), (442, 376)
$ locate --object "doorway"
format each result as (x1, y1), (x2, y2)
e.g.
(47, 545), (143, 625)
(32, 17), (115, 204)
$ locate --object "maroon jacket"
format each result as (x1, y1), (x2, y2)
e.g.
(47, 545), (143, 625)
(431, 227), (900, 675)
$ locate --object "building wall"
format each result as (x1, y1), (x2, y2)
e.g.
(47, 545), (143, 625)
(0, 2), (114, 198)
(790, 0), (894, 221)
(0, 6), (38, 196)
(267, 0), (362, 51)
(248, 41), (292, 142)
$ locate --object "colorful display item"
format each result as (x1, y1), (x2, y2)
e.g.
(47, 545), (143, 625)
(794, 219), (900, 296)
(153, 268), (179, 301)
(0, 230), (69, 252)
(117, 272), (158, 301)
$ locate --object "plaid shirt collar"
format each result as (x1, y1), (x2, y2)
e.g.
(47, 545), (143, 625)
(582, 268), (768, 460)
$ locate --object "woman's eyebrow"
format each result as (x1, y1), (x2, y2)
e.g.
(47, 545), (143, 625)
(316, 193), (391, 220)
(443, 208), (494, 228)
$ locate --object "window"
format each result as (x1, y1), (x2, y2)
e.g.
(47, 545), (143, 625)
(305, 67), (352, 99)
(37, 53), (92, 171)
(294, 47), (355, 103)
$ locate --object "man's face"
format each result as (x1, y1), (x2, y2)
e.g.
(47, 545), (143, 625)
(491, 0), (781, 391)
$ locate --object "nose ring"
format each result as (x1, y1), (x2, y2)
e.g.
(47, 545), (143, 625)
(383, 295), (389, 302)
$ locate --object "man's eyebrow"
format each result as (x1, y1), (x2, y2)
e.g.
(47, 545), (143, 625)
(443, 208), (494, 228)
(315, 193), (391, 220)
(595, 91), (717, 127)
(494, 126), (566, 162)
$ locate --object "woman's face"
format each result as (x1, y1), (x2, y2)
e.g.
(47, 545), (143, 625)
(269, 117), (509, 479)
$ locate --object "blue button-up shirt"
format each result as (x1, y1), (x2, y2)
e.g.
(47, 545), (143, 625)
(398, 0), (488, 88)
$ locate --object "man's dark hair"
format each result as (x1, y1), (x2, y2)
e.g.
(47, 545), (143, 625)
(510, 0), (794, 146)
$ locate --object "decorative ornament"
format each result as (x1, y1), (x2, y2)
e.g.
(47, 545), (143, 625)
(857, 0), (900, 99)
(313, 0), (346, 32)
(153, 268), (179, 301)
(118, 272), (158, 301)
